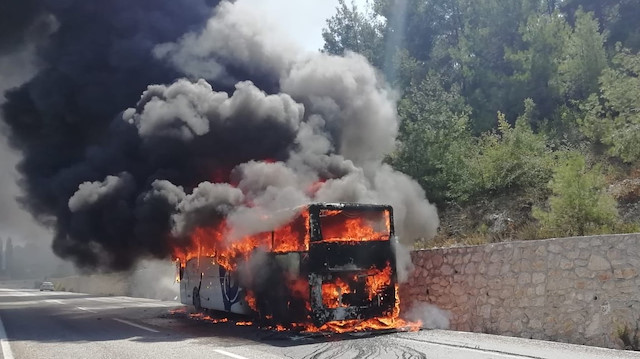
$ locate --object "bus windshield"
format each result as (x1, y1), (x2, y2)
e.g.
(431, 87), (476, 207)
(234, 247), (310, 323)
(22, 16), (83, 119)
(316, 208), (390, 242)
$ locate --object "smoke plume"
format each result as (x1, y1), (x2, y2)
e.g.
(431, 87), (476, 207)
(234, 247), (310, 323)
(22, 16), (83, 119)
(403, 303), (451, 330)
(1, 0), (439, 272)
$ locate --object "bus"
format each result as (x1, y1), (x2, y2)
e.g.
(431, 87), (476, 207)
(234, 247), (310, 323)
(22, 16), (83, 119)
(176, 203), (399, 328)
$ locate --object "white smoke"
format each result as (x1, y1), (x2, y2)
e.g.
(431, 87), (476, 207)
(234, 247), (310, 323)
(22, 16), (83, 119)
(154, 0), (300, 82)
(404, 303), (451, 330)
(68, 173), (135, 212)
(130, 259), (180, 301)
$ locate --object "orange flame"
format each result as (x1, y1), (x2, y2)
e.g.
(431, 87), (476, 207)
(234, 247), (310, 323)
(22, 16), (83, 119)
(321, 277), (352, 309)
(189, 312), (229, 323)
(365, 264), (392, 301)
(317, 209), (390, 243)
(172, 202), (419, 334)
(172, 209), (309, 271)
(245, 291), (258, 312)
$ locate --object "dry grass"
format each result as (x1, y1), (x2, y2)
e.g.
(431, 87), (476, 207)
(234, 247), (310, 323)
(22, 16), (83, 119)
(416, 233), (490, 249)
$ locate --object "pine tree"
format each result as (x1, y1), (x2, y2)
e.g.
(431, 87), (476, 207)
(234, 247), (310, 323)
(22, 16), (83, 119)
(555, 9), (607, 100)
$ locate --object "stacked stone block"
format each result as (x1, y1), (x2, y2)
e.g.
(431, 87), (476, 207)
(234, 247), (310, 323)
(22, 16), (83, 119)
(400, 233), (640, 349)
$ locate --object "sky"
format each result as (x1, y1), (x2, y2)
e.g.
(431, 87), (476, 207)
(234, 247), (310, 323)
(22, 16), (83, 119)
(240, 0), (370, 51)
(0, 1), (370, 245)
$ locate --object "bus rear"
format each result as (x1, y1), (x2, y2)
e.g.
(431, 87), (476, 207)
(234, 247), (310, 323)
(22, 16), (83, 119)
(176, 203), (402, 331)
(306, 203), (397, 327)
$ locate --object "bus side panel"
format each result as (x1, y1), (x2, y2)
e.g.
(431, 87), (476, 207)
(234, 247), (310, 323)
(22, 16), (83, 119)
(199, 263), (225, 311)
(181, 258), (200, 306)
(197, 261), (252, 315)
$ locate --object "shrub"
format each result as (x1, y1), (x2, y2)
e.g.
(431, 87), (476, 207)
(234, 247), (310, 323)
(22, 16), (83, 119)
(456, 100), (554, 201)
(533, 153), (619, 237)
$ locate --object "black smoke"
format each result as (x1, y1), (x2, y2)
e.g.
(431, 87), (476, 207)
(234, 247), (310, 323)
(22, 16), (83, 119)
(1, 0), (222, 269)
(1, 1), (439, 272)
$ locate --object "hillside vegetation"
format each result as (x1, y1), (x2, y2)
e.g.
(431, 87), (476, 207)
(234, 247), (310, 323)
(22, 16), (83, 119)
(323, 0), (640, 245)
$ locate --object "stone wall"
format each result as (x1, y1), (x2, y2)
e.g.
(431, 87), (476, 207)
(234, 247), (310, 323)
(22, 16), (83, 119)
(400, 233), (640, 349)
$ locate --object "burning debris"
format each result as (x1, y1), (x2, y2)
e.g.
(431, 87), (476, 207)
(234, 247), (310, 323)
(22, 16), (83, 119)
(1, 1), (438, 332)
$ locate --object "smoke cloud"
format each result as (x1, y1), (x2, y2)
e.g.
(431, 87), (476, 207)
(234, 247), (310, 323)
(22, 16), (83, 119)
(403, 303), (451, 330)
(0, 38), (52, 245)
(1, 0), (439, 272)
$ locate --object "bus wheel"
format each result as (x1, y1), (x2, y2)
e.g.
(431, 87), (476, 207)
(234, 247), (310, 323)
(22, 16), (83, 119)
(193, 287), (202, 311)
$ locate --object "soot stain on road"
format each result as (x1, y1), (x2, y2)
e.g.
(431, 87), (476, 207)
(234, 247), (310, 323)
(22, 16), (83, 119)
(161, 307), (428, 358)
(296, 339), (428, 359)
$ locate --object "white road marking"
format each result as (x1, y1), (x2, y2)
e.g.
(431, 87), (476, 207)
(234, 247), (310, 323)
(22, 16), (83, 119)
(0, 290), (78, 297)
(213, 349), (249, 359)
(86, 297), (177, 307)
(76, 306), (97, 313)
(0, 315), (15, 359)
(45, 299), (64, 304)
(113, 318), (159, 333)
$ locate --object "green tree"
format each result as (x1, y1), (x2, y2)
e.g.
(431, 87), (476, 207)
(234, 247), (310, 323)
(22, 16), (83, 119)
(533, 153), (618, 237)
(322, 0), (384, 67)
(555, 9), (607, 101)
(448, 0), (542, 131)
(580, 47), (640, 163)
(561, 0), (640, 51)
(390, 73), (472, 205)
(507, 11), (570, 122)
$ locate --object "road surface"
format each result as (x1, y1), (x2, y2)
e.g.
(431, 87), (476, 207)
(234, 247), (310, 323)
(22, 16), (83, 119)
(0, 288), (637, 359)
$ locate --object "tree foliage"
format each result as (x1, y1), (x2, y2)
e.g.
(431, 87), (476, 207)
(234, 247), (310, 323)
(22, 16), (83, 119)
(323, 0), (640, 241)
(507, 12), (569, 122)
(390, 73), (471, 206)
(533, 153), (619, 237)
(555, 9), (608, 100)
(322, 0), (384, 67)
(460, 100), (553, 201)
(581, 47), (640, 163)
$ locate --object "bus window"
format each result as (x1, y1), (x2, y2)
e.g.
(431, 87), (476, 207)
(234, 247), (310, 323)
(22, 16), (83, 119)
(316, 209), (390, 242)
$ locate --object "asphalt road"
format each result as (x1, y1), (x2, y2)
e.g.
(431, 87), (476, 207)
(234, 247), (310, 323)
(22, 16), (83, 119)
(0, 288), (638, 359)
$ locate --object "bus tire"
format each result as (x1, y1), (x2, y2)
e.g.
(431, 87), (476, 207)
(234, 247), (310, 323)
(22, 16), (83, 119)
(193, 287), (202, 311)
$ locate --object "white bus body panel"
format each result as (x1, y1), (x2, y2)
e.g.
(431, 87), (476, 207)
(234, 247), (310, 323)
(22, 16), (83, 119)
(180, 257), (252, 315)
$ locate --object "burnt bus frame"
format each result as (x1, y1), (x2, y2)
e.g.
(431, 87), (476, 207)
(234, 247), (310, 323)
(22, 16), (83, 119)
(304, 203), (398, 327)
(181, 203), (399, 328)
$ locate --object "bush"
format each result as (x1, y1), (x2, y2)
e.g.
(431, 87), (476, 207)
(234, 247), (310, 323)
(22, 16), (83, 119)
(533, 153), (619, 237)
(455, 100), (554, 201)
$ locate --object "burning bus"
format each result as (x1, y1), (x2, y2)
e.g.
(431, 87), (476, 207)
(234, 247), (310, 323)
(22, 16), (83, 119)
(175, 203), (416, 332)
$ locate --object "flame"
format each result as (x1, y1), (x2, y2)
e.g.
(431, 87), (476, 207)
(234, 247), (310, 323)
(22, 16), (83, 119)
(365, 264), (392, 301)
(245, 291), (258, 312)
(172, 202), (419, 334)
(169, 308), (187, 315)
(317, 209), (390, 243)
(321, 277), (352, 309)
(173, 209), (309, 271)
(312, 284), (421, 333)
(189, 312), (230, 323)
